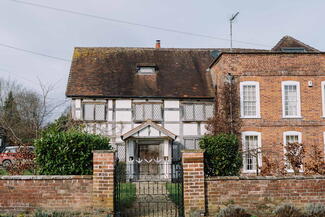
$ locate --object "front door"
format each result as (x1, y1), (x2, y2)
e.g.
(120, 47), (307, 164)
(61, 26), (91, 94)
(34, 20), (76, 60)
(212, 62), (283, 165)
(138, 144), (160, 175)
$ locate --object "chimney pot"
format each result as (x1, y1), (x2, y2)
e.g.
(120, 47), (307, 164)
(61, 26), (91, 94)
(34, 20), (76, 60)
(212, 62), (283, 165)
(155, 40), (161, 48)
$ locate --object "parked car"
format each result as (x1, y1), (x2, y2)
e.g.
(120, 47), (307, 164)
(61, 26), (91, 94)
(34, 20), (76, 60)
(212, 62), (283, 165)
(0, 146), (35, 167)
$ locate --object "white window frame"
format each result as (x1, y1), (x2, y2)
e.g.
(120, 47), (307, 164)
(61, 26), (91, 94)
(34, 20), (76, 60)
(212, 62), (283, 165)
(281, 81), (301, 118)
(323, 132), (325, 160)
(241, 131), (262, 173)
(240, 81), (261, 118)
(321, 81), (325, 117)
(283, 131), (302, 172)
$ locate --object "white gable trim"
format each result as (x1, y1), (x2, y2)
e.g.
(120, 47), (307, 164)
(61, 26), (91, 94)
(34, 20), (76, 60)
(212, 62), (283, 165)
(121, 120), (177, 140)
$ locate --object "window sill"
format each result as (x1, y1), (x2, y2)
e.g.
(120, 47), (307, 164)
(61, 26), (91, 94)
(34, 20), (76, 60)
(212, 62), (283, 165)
(182, 120), (208, 122)
(240, 116), (261, 119)
(286, 169), (304, 173)
(83, 120), (107, 122)
(282, 116), (302, 119)
(242, 170), (258, 174)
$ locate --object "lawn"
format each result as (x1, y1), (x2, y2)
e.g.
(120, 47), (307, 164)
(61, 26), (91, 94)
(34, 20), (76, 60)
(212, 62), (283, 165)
(118, 182), (136, 208)
(166, 182), (182, 206)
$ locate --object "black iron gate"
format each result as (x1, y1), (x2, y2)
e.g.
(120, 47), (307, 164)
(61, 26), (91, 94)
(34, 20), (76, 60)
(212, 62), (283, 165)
(114, 160), (184, 217)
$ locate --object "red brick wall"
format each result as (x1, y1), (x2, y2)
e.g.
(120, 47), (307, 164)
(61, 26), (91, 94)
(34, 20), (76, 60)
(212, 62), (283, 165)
(0, 176), (92, 213)
(206, 176), (325, 216)
(92, 150), (115, 213)
(210, 53), (325, 167)
(182, 150), (205, 217)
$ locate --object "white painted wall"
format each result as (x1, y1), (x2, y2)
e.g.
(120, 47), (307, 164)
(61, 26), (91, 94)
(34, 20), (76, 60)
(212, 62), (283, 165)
(75, 99), (81, 120)
(72, 98), (212, 150)
(183, 123), (198, 136)
(164, 100), (179, 108)
(200, 123), (208, 135)
(164, 111), (179, 121)
(164, 124), (180, 135)
(116, 111), (132, 122)
(116, 100), (132, 108)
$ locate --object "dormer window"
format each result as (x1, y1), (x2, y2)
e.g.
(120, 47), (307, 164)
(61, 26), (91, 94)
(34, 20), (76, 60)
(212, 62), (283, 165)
(281, 47), (306, 53)
(136, 63), (158, 75)
(138, 67), (155, 74)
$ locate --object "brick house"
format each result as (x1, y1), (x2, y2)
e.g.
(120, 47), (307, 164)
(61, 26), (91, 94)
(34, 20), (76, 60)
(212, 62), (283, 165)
(66, 36), (324, 174)
(209, 36), (325, 173)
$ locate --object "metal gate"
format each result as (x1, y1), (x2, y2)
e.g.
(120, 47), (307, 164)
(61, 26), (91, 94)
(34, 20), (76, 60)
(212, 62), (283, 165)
(114, 160), (184, 217)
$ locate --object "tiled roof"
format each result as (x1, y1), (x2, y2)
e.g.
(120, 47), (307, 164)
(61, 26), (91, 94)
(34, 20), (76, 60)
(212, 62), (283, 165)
(66, 47), (265, 98)
(272, 36), (319, 52)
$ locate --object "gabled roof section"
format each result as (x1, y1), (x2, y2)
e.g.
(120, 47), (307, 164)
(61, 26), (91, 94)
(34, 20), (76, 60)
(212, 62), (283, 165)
(66, 47), (267, 99)
(272, 36), (319, 52)
(121, 120), (177, 140)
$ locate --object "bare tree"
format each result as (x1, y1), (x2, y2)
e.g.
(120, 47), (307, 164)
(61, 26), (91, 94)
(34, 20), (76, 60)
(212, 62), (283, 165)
(0, 78), (67, 145)
(284, 142), (305, 175)
(304, 144), (325, 175)
(206, 74), (242, 136)
(241, 147), (262, 175)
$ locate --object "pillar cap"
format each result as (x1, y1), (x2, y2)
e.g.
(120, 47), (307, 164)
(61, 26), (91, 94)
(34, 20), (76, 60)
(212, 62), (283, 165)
(93, 150), (116, 153)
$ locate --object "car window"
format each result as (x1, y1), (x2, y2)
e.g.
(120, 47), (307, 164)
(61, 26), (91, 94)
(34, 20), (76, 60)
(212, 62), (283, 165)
(4, 148), (17, 153)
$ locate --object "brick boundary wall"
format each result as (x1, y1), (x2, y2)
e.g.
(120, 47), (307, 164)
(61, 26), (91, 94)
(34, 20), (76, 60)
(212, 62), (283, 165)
(182, 149), (205, 217)
(0, 175), (93, 213)
(92, 150), (115, 214)
(0, 150), (116, 215)
(206, 176), (325, 216)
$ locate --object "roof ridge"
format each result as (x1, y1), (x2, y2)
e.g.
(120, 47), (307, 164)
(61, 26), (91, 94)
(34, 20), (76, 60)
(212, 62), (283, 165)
(74, 47), (268, 51)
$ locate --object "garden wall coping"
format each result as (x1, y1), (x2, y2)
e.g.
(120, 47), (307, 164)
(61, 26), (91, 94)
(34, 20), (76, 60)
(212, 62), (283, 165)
(206, 175), (325, 181)
(0, 175), (92, 180)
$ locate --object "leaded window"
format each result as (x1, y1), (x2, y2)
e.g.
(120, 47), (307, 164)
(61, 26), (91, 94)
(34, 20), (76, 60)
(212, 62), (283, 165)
(83, 103), (106, 121)
(134, 103), (162, 121)
(184, 138), (201, 149)
(183, 103), (213, 121)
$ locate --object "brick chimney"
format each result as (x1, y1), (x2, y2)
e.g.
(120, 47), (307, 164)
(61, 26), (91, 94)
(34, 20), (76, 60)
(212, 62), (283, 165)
(155, 40), (161, 48)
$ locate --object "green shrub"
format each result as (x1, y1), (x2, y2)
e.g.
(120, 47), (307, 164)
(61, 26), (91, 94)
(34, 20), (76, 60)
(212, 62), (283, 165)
(217, 205), (251, 217)
(199, 134), (242, 176)
(273, 204), (303, 217)
(34, 129), (111, 175)
(304, 203), (325, 217)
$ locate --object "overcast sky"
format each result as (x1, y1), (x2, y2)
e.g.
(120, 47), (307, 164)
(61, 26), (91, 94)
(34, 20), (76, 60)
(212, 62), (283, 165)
(0, 0), (324, 119)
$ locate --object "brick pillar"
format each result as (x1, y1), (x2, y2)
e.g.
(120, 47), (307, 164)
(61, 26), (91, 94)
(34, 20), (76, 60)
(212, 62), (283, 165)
(93, 150), (115, 214)
(182, 149), (205, 217)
